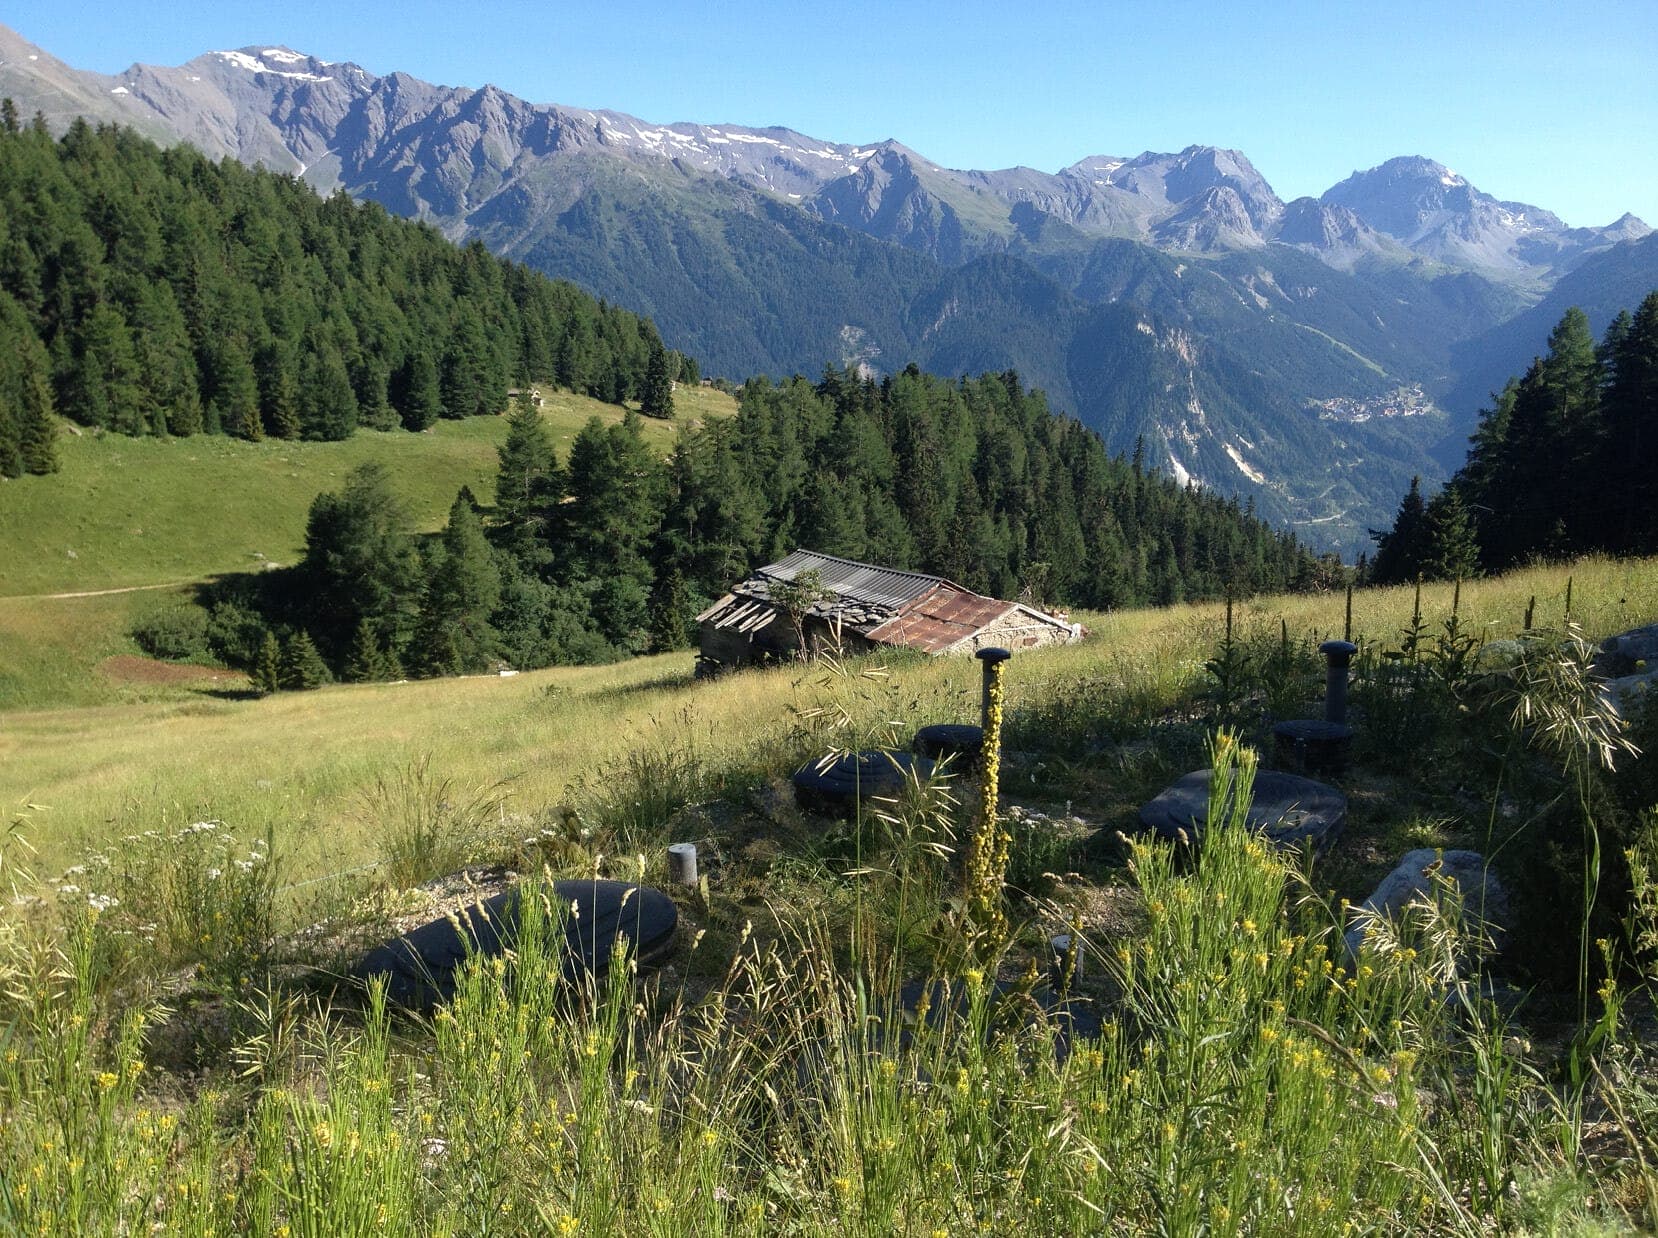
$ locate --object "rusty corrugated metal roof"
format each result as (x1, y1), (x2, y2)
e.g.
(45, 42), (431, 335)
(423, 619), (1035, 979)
(864, 586), (1014, 654)
(706, 549), (1076, 658)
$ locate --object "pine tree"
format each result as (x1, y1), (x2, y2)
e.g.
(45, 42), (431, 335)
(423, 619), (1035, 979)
(1370, 476), (1429, 585)
(342, 619), (393, 683)
(640, 334), (674, 418)
(1421, 486), (1480, 582)
(252, 630), (283, 694)
(648, 567), (692, 652)
(278, 630), (332, 690)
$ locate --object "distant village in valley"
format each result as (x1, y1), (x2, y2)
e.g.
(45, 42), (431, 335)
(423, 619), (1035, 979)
(1313, 383), (1436, 424)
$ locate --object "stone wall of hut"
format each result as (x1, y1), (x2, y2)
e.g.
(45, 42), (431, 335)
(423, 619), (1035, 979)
(947, 607), (1078, 654)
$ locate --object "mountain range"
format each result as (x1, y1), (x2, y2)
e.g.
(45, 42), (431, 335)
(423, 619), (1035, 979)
(2, 23), (1651, 554)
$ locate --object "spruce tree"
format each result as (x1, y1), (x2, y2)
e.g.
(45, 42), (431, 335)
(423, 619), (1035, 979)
(299, 462), (424, 663)
(302, 343), (359, 441)
(412, 493), (503, 675)
(257, 343), (302, 440)
(1369, 476), (1429, 585)
(71, 303), (145, 433)
(252, 630), (282, 694)
(1600, 291), (1658, 553)
(648, 567), (693, 652)
(278, 630), (332, 690)
(397, 349), (443, 431)
(1421, 486), (1480, 582)
(16, 359), (57, 475)
(207, 335), (263, 442)
(1498, 308), (1602, 561)
(343, 619), (393, 683)
(640, 335), (674, 418)
(494, 403), (560, 556)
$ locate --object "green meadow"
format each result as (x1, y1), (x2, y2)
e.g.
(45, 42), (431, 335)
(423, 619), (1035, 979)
(0, 389), (735, 710)
(4, 555), (1652, 880)
(0, 388), (733, 598)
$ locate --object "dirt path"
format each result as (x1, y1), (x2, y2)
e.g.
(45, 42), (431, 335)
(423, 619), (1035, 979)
(2, 580), (201, 602)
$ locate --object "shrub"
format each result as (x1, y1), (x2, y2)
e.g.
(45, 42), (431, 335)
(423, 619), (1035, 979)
(205, 598), (270, 668)
(130, 601), (210, 661)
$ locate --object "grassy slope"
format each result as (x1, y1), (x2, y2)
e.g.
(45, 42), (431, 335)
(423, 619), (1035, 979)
(5, 556), (1653, 880)
(0, 387), (734, 597)
(0, 387), (735, 710)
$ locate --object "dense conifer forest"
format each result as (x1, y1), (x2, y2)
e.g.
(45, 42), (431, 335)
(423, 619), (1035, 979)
(0, 105), (686, 475)
(201, 366), (1325, 684)
(1370, 294), (1658, 583)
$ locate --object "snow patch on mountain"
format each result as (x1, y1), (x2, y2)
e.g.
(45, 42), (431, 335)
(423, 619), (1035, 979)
(213, 49), (332, 81)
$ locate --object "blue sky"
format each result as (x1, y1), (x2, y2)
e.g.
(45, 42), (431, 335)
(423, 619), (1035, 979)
(11, 0), (1657, 226)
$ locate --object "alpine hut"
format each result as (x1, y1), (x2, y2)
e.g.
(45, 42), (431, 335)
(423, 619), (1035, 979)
(696, 550), (1082, 675)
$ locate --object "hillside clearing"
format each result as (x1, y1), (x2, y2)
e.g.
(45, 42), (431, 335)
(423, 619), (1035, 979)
(0, 386), (734, 598)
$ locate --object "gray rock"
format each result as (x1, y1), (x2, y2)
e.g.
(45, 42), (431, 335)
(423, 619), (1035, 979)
(1478, 638), (1526, 669)
(1344, 849), (1508, 958)
(1138, 768), (1347, 853)
(1602, 667), (1658, 718)
(1599, 623), (1658, 677)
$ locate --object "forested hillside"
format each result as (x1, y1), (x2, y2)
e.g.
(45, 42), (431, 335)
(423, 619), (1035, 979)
(1370, 293), (1658, 582)
(0, 107), (687, 475)
(212, 367), (1325, 685)
(0, 107), (1326, 684)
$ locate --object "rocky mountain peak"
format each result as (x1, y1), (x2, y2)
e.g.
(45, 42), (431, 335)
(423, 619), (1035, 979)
(0, 21), (1644, 285)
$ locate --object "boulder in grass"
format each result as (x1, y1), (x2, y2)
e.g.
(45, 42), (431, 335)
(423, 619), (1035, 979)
(356, 879), (677, 1012)
(1344, 849), (1509, 959)
(1599, 623), (1658, 678)
(1602, 666), (1658, 718)
(1138, 768), (1347, 853)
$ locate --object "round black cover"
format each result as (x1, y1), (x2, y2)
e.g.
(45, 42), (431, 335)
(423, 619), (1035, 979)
(912, 723), (985, 766)
(792, 750), (935, 817)
(1272, 719), (1354, 775)
(355, 879), (677, 1011)
(1138, 768), (1347, 852)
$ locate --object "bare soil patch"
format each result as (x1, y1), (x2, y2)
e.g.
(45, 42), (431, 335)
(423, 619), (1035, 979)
(98, 655), (244, 687)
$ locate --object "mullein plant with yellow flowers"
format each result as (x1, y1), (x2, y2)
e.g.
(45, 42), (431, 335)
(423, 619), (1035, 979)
(961, 652), (1011, 959)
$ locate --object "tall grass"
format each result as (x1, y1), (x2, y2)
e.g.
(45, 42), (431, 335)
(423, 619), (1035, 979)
(1, 732), (1637, 1233)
